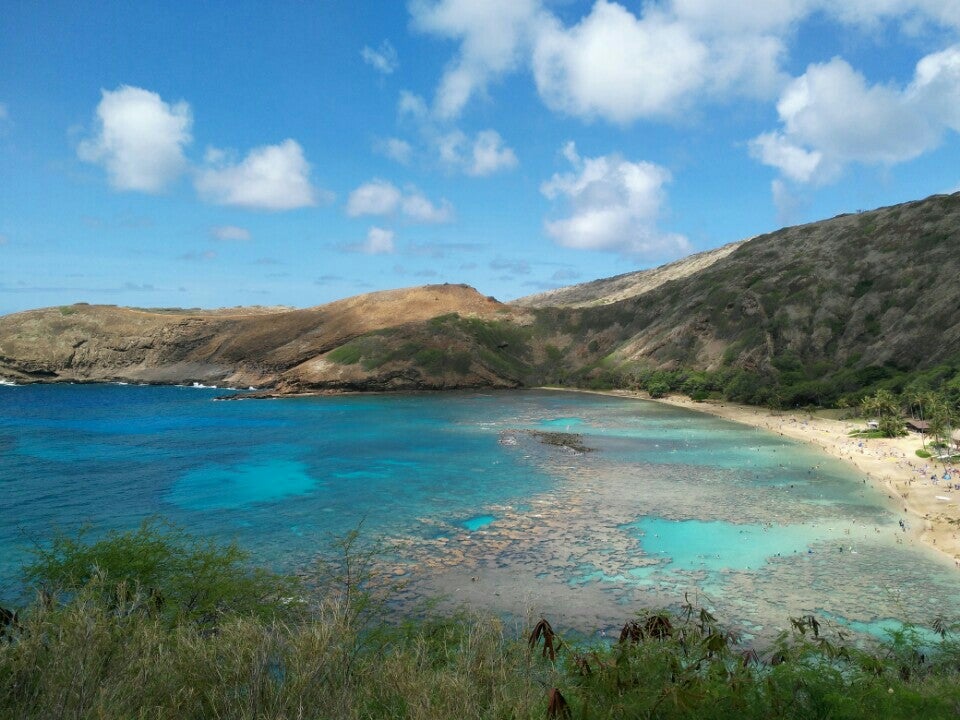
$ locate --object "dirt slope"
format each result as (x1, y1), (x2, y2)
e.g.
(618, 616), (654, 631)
(0, 284), (508, 390)
(513, 240), (745, 308)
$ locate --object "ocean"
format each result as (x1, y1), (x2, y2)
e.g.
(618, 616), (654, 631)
(1, 384), (957, 640)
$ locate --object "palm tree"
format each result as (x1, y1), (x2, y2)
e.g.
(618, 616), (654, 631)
(861, 389), (904, 438)
(927, 393), (953, 457)
(906, 389), (927, 421)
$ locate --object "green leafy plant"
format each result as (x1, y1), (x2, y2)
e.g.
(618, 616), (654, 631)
(21, 518), (297, 624)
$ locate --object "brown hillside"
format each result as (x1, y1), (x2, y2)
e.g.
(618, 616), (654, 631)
(513, 240), (745, 308)
(0, 284), (505, 388)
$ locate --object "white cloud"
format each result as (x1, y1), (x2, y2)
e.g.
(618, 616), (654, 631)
(750, 132), (826, 184)
(409, 0), (765, 125)
(467, 129), (518, 176)
(533, 2), (708, 123)
(410, 0), (960, 127)
(540, 142), (690, 258)
(401, 192), (454, 223)
(704, 34), (788, 100)
(210, 225), (251, 241)
(751, 49), (960, 184)
(375, 137), (414, 164)
(347, 180), (454, 223)
(362, 227), (395, 254)
(436, 130), (466, 165)
(825, 0), (960, 32)
(912, 45), (960, 131)
(410, 0), (542, 118)
(194, 139), (320, 210)
(436, 128), (518, 176)
(347, 179), (402, 217)
(668, 0), (809, 35)
(77, 85), (192, 192)
(361, 40), (399, 75)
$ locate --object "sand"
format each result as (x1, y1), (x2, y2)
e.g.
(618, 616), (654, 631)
(582, 389), (960, 568)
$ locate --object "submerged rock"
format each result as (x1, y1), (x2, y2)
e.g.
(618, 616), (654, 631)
(527, 430), (593, 454)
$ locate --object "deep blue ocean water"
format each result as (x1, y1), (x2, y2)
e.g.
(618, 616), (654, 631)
(2, 384), (958, 638)
(0, 385), (567, 595)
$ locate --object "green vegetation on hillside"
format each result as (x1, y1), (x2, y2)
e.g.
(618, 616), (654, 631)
(3, 193), (960, 406)
(4, 525), (960, 719)
(592, 195), (960, 403)
(325, 314), (538, 383)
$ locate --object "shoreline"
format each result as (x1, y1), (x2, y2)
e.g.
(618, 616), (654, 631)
(541, 387), (960, 568)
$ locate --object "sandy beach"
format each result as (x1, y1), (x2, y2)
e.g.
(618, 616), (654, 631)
(578, 389), (960, 568)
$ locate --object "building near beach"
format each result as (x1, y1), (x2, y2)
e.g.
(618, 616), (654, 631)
(905, 419), (931, 434)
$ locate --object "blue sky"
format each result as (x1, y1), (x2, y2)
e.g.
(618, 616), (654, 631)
(2, 1), (959, 314)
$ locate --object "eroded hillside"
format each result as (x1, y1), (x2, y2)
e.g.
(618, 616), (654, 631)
(3, 193), (959, 404)
(0, 284), (515, 391)
(513, 241), (745, 308)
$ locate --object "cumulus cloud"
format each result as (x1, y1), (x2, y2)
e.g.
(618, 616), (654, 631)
(408, 0), (733, 123)
(195, 139), (321, 210)
(346, 180), (453, 223)
(361, 40), (399, 74)
(913, 45), (960, 130)
(669, 0), (808, 35)
(750, 132), (826, 184)
(346, 179), (403, 217)
(436, 129), (518, 175)
(540, 142), (690, 258)
(826, 0), (960, 32)
(533, 2), (708, 122)
(468, 130), (518, 176)
(361, 227), (395, 254)
(401, 192), (454, 223)
(410, 0), (960, 125)
(210, 225), (251, 241)
(751, 48), (960, 185)
(77, 85), (192, 192)
(410, 0), (542, 118)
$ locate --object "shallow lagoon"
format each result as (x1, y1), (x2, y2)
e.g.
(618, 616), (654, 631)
(1, 384), (956, 641)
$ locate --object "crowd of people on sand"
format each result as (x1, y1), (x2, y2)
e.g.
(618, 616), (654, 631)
(660, 395), (960, 568)
(785, 416), (960, 564)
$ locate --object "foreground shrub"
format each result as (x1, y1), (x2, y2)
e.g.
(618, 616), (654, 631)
(20, 518), (298, 624)
(4, 526), (960, 719)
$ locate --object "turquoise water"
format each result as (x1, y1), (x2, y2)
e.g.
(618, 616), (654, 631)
(462, 515), (497, 531)
(626, 518), (842, 572)
(2, 384), (958, 639)
(0, 385), (562, 597)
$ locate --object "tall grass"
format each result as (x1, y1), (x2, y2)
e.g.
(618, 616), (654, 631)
(3, 523), (960, 719)
(0, 582), (555, 719)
